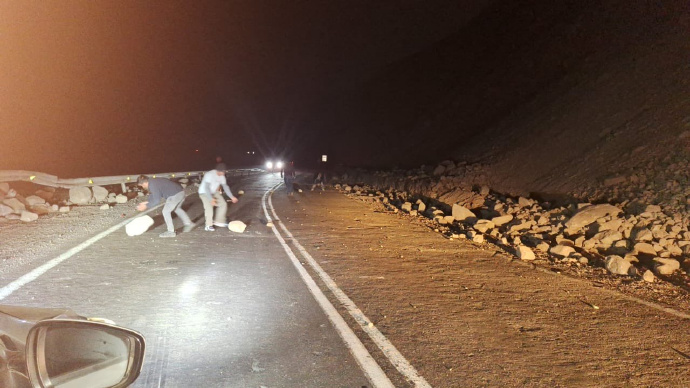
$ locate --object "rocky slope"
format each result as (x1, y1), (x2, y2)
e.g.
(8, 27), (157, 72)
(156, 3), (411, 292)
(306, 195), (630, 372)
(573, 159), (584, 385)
(316, 0), (690, 198)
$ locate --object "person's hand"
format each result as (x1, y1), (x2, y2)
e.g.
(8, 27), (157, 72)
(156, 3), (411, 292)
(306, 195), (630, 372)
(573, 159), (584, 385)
(136, 202), (148, 211)
(211, 199), (217, 206)
(230, 196), (238, 204)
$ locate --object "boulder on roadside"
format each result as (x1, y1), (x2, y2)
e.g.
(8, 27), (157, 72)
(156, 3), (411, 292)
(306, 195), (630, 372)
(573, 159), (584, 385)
(59, 206), (71, 213)
(99, 204), (110, 210)
(452, 204), (476, 223)
(605, 255), (632, 275)
(92, 186), (109, 202)
(29, 204), (52, 215)
(20, 211), (39, 222)
(634, 242), (656, 256)
(565, 204), (622, 231)
(69, 187), (93, 205)
(401, 202), (412, 212)
(653, 258), (680, 275)
(491, 214), (514, 227)
(473, 219), (495, 233)
(3, 198), (25, 213)
(115, 194), (128, 204)
(25, 195), (46, 206)
(0, 204), (13, 217)
(550, 244), (575, 258)
(516, 246), (535, 261)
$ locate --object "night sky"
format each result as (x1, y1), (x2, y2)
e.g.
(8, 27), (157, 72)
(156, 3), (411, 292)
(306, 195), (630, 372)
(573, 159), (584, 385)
(1, 1), (490, 177)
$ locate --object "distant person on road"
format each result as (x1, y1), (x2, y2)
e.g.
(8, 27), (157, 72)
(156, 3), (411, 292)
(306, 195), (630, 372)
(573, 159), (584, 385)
(199, 163), (238, 231)
(311, 168), (326, 192)
(281, 161), (296, 196)
(136, 175), (192, 238)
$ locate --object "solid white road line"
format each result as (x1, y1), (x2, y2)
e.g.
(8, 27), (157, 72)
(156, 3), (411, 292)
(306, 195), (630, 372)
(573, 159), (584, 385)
(261, 185), (396, 388)
(264, 183), (433, 388)
(0, 197), (186, 301)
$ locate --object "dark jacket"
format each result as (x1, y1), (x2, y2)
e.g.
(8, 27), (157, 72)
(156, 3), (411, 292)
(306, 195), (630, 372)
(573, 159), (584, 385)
(147, 178), (183, 207)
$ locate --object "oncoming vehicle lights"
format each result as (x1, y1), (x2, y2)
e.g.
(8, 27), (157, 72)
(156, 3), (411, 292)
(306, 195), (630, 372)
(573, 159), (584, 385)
(265, 160), (284, 170)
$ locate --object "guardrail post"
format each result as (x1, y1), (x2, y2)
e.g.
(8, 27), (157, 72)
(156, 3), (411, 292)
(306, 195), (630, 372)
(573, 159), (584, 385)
(121, 183), (127, 193)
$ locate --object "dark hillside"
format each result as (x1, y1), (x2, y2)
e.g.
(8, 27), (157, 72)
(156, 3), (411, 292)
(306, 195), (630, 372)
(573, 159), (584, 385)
(322, 0), (690, 195)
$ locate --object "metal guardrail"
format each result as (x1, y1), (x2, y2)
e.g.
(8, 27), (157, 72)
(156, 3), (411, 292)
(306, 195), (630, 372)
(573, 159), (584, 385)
(0, 169), (262, 189)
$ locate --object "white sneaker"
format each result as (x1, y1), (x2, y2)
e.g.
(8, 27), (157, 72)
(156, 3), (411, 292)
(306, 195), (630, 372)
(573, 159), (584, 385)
(213, 222), (228, 227)
(204, 226), (215, 232)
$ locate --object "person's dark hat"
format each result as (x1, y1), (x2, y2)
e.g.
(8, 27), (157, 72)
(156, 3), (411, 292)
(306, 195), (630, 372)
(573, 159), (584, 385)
(215, 163), (227, 171)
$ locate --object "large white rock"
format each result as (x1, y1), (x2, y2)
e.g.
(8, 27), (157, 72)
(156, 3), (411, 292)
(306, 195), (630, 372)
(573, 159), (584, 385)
(125, 216), (154, 236)
(2, 198), (25, 213)
(20, 211), (39, 222)
(115, 194), (128, 204)
(69, 187), (93, 205)
(228, 220), (247, 233)
(25, 195), (45, 206)
(452, 204), (476, 222)
(565, 204), (622, 231)
(92, 186), (109, 202)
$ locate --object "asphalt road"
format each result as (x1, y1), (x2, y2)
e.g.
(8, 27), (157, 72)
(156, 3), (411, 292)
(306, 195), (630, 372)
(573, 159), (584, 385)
(1, 173), (374, 388)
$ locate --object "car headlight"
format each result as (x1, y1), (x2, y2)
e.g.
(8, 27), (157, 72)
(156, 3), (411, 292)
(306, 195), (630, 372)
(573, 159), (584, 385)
(266, 161), (274, 169)
(276, 161), (284, 169)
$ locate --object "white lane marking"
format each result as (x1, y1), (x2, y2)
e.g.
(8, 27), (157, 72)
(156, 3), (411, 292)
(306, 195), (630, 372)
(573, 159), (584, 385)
(0, 197), (185, 301)
(261, 185), (396, 388)
(267, 185), (433, 388)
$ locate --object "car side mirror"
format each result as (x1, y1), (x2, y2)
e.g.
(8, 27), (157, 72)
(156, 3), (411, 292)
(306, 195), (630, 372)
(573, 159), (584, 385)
(25, 319), (145, 388)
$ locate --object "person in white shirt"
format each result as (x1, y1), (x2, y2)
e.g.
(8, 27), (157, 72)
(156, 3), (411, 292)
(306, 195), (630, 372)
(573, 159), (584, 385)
(198, 163), (238, 231)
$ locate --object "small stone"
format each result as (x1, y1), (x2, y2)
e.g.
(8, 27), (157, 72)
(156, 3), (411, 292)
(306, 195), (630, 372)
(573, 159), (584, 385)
(228, 220), (247, 233)
(59, 206), (71, 213)
(643, 270), (655, 282)
(115, 194), (128, 204)
(401, 202), (412, 212)
(100, 204), (110, 210)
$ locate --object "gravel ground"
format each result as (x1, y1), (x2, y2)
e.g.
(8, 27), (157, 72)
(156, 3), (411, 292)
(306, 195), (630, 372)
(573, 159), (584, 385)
(0, 185), (196, 276)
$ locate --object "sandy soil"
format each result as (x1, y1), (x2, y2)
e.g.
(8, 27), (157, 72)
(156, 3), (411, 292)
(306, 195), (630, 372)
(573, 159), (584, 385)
(272, 188), (690, 388)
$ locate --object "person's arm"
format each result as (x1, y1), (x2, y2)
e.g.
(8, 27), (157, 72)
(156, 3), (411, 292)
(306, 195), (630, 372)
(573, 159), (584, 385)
(220, 178), (238, 202)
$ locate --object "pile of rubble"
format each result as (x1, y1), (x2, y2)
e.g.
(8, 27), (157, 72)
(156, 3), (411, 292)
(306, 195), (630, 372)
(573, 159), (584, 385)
(0, 177), (194, 223)
(335, 180), (690, 284)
